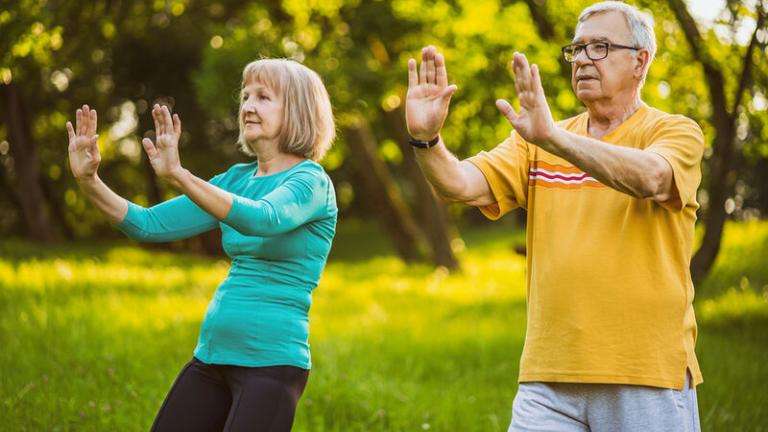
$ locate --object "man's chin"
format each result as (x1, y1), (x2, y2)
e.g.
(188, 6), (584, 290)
(574, 89), (600, 103)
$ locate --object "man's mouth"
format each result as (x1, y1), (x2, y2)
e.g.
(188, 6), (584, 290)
(577, 75), (598, 82)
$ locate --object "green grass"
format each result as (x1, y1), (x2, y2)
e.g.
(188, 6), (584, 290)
(1, 220), (767, 431)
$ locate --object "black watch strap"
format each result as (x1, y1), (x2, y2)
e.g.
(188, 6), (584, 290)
(408, 135), (440, 149)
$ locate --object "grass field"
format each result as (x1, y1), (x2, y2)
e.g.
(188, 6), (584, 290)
(1, 220), (767, 431)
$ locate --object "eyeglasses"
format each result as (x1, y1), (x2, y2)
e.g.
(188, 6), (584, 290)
(561, 41), (640, 63)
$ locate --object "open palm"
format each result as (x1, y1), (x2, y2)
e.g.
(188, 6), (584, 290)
(66, 105), (101, 180)
(405, 46), (458, 140)
(496, 53), (557, 145)
(142, 104), (183, 179)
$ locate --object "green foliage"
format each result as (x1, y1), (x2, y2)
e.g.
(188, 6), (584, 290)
(1, 0), (767, 232)
(1, 220), (766, 430)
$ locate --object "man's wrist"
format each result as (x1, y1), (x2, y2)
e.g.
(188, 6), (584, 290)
(539, 126), (563, 151)
(409, 134), (440, 149)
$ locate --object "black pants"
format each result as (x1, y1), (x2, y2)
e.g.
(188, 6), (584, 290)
(150, 357), (309, 432)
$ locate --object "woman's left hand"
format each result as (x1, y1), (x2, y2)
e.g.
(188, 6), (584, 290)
(142, 104), (185, 181)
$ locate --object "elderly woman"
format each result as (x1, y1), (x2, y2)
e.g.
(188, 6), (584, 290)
(66, 59), (337, 431)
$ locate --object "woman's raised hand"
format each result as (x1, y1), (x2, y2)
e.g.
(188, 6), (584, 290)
(66, 105), (101, 181)
(142, 104), (184, 179)
(405, 45), (458, 141)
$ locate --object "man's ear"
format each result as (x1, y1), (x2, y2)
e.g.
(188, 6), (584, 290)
(635, 49), (651, 79)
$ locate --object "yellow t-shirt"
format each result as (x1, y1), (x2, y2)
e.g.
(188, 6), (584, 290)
(467, 105), (704, 390)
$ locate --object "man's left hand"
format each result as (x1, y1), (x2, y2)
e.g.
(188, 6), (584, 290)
(496, 52), (558, 148)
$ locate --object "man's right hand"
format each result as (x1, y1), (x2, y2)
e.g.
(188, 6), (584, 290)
(406, 45), (458, 141)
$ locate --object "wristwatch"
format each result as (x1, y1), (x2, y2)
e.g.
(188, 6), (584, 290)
(408, 135), (440, 149)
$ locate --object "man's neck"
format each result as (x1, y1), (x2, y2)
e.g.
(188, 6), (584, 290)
(586, 95), (644, 139)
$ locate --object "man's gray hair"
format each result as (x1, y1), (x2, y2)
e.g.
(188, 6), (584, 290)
(578, 1), (657, 85)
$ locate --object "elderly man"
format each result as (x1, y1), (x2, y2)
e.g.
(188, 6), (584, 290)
(405, 2), (703, 431)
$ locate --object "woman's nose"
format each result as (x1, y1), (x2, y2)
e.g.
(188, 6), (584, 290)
(243, 100), (257, 113)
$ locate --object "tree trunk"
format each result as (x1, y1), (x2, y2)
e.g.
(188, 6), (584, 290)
(668, 0), (765, 283)
(40, 176), (75, 240)
(521, 0), (573, 83)
(343, 116), (426, 264)
(383, 107), (460, 270)
(2, 82), (58, 241)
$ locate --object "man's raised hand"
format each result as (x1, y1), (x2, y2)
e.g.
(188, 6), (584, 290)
(405, 45), (458, 141)
(496, 52), (557, 146)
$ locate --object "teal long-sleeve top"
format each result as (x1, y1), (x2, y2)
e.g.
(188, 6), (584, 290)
(115, 159), (337, 369)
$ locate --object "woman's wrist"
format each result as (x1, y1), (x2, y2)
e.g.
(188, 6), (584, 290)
(167, 167), (191, 190)
(75, 173), (100, 188)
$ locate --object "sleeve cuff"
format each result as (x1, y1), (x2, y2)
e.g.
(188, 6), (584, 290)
(466, 156), (518, 220)
(647, 148), (686, 212)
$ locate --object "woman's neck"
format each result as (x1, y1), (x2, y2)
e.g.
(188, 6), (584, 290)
(253, 147), (305, 176)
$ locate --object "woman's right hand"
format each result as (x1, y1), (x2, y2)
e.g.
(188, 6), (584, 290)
(66, 105), (101, 181)
(405, 45), (458, 141)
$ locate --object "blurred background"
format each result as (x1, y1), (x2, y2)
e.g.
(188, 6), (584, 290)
(1, 0), (766, 430)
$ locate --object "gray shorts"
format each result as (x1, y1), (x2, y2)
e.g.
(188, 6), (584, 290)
(508, 372), (700, 432)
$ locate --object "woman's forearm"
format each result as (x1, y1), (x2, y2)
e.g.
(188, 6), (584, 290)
(168, 168), (233, 220)
(76, 175), (129, 224)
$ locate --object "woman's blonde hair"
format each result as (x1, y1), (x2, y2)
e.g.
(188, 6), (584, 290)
(237, 58), (335, 161)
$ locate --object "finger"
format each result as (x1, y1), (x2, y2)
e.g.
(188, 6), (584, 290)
(89, 109), (97, 137)
(156, 105), (166, 136)
(512, 54), (524, 90)
(76, 109), (83, 136)
(173, 113), (181, 136)
(420, 47), (427, 85)
(440, 84), (458, 101)
(90, 135), (100, 155)
(426, 46), (436, 85)
(514, 53), (531, 91)
(496, 99), (519, 124)
(66, 121), (75, 141)
(435, 53), (448, 87)
(162, 106), (173, 136)
(531, 64), (545, 97)
(142, 137), (158, 159)
(152, 105), (161, 135)
(408, 58), (418, 89)
(82, 105), (91, 137)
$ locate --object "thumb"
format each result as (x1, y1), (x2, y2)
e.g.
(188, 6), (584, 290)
(142, 137), (158, 159)
(90, 135), (100, 153)
(495, 99), (518, 124)
(440, 84), (458, 100)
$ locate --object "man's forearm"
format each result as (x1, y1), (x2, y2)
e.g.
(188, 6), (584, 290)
(543, 128), (674, 201)
(412, 139), (468, 202)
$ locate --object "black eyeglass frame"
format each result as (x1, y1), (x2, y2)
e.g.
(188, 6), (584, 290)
(561, 41), (641, 63)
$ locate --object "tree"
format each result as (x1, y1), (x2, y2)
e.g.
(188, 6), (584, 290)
(665, 0), (767, 282)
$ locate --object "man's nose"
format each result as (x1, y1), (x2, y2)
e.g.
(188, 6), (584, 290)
(573, 48), (592, 67)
